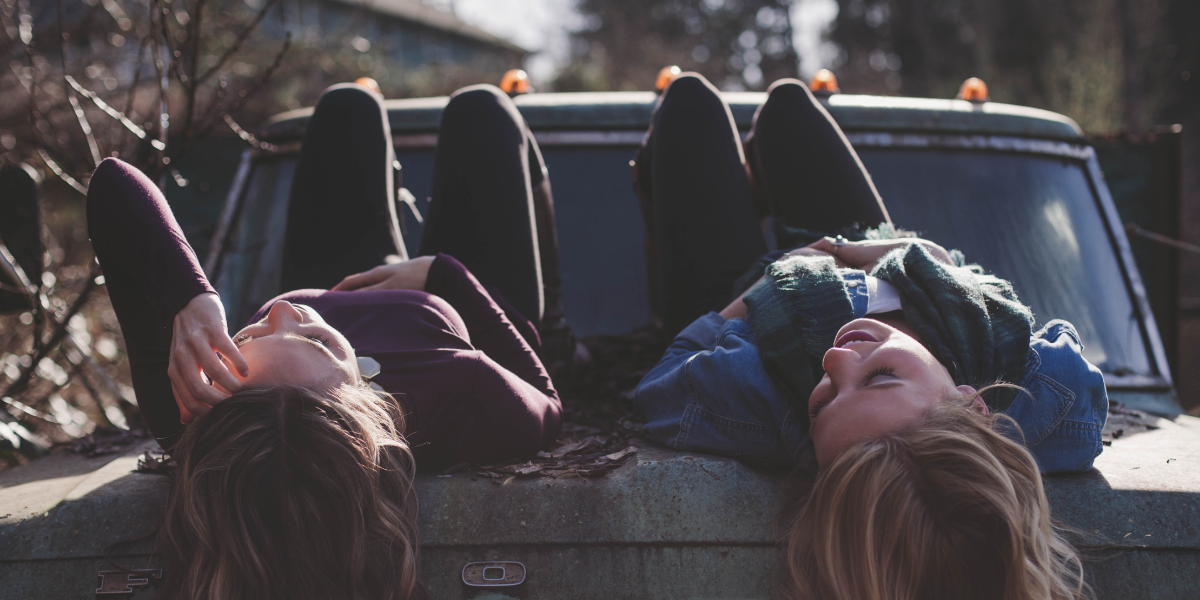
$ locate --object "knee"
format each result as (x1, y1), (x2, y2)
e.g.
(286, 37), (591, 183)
(86, 158), (149, 211)
(653, 73), (732, 133)
(756, 79), (824, 132)
(314, 83), (385, 116)
(659, 73), (720, 108)
(448, 84), (511, 110)
(763, 79), (818, 111)
(446, 85), (520, 121)
(442, 84), (523, 137)
(765, 78), (806, 96)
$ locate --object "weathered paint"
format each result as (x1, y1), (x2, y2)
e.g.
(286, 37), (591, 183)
(2, 416), (1199, 598)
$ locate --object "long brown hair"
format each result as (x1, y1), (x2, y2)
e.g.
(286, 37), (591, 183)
(157, 384), (422, 600)
(779, 393), (1089, 600)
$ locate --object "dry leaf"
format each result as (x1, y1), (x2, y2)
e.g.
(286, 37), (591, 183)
(514, 462), (543, 476)
(603, 445), (639, 462)
(547, 437), (600, 458)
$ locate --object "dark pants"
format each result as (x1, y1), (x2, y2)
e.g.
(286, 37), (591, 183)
(419, 84), (554, 327)
(280, 84), (562, 330)
(635, 74), (891, 335)
(281, 84), (406, 292)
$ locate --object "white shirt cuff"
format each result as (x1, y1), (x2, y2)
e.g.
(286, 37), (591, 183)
(866, 275), (903, 315)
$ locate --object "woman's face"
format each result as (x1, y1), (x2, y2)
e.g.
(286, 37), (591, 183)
(219, 301), (360, 392)
(808, 318), (974, 467)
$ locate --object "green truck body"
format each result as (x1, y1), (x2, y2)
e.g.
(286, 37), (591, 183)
(2, 90), (1197, 599)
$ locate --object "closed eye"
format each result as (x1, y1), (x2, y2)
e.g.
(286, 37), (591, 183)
(809, 397), (832, 421)
(302, 333), (330, 347)
(234, 333), (256, 347)
(862, 366), (897, 387)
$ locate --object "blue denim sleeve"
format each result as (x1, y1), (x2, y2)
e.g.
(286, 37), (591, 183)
(1003, 320), (1108, 473)
(634, 313), (805, 464)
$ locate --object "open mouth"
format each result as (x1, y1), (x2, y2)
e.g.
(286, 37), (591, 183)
(834, 330), (879, 348)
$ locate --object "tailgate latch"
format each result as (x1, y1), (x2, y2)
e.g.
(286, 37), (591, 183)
(462, 561), (526, 587)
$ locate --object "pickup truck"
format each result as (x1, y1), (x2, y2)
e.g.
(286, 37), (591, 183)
(1, 83), (1198, 599)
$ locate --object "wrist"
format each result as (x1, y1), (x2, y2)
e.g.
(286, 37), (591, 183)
(177, 291), (218, 320)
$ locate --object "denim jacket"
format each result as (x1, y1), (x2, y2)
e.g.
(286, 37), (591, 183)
(635, 313), (1108, 473)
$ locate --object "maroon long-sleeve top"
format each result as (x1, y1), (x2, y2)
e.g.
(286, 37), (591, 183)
(87, 158), (561, 466)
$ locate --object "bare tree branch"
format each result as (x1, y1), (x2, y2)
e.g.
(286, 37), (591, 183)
(2, 395), (61, 424)
(2, 0), (299, 452)
(65, 75), (165, 150)
(179, 32), (290, 159)
(0, 262), (99, 401)
(121, 35), (150, 134)
(56, 0), (103, 166)
(196, 0), (281, 85)
(151, 0), (169, 169)
(223, 113), (277, 151)
(36, 148), (88, 194)
(180, 0), (208, 145)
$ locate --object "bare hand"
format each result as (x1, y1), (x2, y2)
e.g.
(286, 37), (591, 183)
(783, 245), (847, 268)
(331, 256), (436, 292)
(806, 237), (954, 272)
(168, 293), (248, 423)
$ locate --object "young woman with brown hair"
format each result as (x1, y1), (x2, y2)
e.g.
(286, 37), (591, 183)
(88, 82), (567, 599)
(632, 73), (1105, 599)
(155, 385), (421, 600)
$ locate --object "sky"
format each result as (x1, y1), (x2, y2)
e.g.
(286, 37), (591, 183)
(430, 0), (839, 86)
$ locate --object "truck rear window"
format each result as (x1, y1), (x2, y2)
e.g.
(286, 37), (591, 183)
(858, 149), (1152, 377)
(220, 145), (1153, 380)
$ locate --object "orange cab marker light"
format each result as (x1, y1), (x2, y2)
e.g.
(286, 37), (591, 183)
(656, 65), (682, 91)
(809, 69), (840, 94)
(957, 77), (989, 102)
(500, 69), (530, 95)
(355, 77), (382, 96)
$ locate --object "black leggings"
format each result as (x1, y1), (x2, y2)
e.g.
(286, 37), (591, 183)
(635, 74), (891, 335)
(280, 84), (557, 327)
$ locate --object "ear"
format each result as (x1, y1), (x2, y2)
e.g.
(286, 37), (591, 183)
(956, 384), (988, 415)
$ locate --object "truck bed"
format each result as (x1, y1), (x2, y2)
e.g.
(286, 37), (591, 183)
(1, 405), (1197, 598)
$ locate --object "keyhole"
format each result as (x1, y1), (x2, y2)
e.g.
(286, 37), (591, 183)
(482, 567), (505, 581)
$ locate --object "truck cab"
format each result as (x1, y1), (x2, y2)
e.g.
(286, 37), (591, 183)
(2, 83), (1197, 599)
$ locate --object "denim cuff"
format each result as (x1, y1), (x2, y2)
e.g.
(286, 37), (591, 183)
(839, 269), (870, 318)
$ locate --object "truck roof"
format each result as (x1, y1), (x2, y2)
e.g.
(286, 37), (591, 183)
(262, 91), (1085, 141)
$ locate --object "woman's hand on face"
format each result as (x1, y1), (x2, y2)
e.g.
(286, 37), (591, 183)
(331, 256), (436, 292)
(807, 237), (954, 272)
(168, 293), (248, 423)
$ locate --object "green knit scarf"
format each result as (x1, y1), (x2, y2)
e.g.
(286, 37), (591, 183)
(745, 243), (1034, 420)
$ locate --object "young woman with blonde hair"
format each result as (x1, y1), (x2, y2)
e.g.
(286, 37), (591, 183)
(632, 73), (1106, 598)
(88, 82), (568, 599)
(780, 395), (1089, 600)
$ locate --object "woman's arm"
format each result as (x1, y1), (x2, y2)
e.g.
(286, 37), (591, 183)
(427, 354), (563, 465)
(333, 254), (556, 399)
(808, 236), (955, 270)
(423, 255), (556, 398)
(1007, 320), (1108, 473)
(635, 313), (803, 463)
(87, 159), (245, 445)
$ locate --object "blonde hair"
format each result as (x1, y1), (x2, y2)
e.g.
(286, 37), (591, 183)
(780, 394), (1089, 600)
(157, 384), (423, 600)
